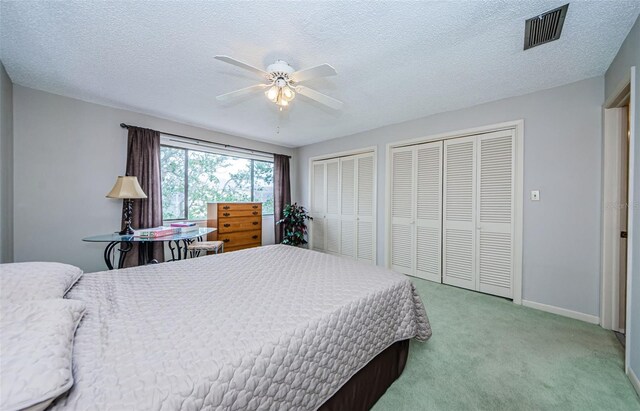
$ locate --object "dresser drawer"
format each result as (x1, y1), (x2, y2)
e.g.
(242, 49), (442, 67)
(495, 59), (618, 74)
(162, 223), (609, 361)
(218, 230), (261, 248)
(218, 209), (261, 218)
(218, 203), (261, 212)
(218, 217), (261, 233)
(223, 243), (260, 253)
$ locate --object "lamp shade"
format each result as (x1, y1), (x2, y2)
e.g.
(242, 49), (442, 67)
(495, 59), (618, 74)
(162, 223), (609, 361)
(106, 176), (147, 199)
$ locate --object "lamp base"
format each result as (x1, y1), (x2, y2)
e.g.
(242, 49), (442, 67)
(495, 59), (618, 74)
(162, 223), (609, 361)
(119, 198), (135, 236)
(119, 226), (135, 236)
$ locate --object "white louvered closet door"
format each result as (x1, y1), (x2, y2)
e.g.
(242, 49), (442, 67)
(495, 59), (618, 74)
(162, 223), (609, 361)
(311, 161), (326, 251)
(443, 137), (476, 290)
(340, 157), (356, 258)
(477, 130), (514, 298)
(325, 159), (341, 254)
(390, 147), (415, 275)
(415, 142), (443, 282)
(356, 154), (375, 263)
(311, 152), (377, 262)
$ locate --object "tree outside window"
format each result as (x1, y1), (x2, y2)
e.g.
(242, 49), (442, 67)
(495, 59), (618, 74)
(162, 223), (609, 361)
(160, 146), (274, 220)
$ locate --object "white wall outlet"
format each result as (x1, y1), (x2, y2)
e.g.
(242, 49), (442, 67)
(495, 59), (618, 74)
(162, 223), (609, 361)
(530, 190), (540, 201)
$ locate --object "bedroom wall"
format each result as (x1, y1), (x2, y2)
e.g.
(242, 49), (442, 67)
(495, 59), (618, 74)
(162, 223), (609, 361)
(12, 86), (296, 273)
(605, 14), (640, 393)
(0, 61), (14, 263)
(296, 76), (604, 319)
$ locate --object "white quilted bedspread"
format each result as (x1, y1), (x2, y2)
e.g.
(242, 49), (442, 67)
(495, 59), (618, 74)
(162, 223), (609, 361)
(53, 245), (431, 410)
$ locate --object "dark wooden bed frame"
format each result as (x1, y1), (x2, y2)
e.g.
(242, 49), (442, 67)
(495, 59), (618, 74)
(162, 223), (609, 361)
(318, 340), (409, 410)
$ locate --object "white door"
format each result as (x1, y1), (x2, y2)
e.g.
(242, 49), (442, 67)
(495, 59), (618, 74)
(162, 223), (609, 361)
(443, 136), (476, 290)
(311, 161), (326, 251)
(340, 156), (357, 258)
(388, 128), (517, 298)
(442, 130), (515, 297)
(390, 147), (415, 275)
(415, 141), (443, 282)
(618, 106), (629, 330)
(356, 153), (375, 263)
(311, 152), (376, 263)
(476, 130), (515, 298)
(325, 159), (341, 254)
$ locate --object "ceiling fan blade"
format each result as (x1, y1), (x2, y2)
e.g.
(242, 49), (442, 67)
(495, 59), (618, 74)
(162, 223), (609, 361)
(291, 64), (337, 83)
(295, 86), (343, 110)
(216, 84), (269, 102)
(214, 55), (269, 78)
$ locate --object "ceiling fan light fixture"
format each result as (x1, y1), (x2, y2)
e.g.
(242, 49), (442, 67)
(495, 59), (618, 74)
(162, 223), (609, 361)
(266, 84), (295, 107)
(282, 86), (295, 102)
(265, 85), (279, 102)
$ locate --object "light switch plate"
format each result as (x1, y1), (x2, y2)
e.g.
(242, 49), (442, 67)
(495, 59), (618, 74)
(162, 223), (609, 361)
(530, 190), (540, 201)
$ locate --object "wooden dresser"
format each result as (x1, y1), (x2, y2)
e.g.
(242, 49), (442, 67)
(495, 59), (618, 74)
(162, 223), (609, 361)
(206, 202), (262, 252)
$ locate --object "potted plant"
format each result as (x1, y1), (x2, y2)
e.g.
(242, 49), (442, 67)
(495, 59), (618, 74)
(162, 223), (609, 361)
(276, 203), (313, 247)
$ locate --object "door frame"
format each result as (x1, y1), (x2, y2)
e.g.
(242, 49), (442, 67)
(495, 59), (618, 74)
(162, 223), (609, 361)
(308, 146), (378, 263)
(600, 96), (629, 333)
(385, 120), (524, 304)
(601, 67), (636, 375)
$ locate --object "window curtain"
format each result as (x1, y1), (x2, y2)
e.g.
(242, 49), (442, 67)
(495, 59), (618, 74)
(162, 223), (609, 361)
(123, 126), (164, 267)
(273, 154), (291, 244)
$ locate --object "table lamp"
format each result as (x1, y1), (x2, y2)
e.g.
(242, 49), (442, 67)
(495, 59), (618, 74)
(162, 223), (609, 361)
(106, 176), (147, 235)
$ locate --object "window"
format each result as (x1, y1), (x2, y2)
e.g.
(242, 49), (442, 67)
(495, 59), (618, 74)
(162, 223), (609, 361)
(160, 145), (274, 220)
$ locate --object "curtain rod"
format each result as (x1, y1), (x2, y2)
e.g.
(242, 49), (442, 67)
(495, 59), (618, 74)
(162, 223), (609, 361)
(119, 123), (291, 159)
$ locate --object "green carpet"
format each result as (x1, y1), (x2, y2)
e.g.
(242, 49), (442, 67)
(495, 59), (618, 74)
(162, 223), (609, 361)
(373, 278), (640, 411)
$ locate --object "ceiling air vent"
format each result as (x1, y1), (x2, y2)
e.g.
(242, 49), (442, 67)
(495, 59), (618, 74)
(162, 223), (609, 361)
(524, 3), (569, 50)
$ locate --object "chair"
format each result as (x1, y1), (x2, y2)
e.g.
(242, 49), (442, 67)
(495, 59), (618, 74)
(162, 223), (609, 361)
(187, 240), (224, 258)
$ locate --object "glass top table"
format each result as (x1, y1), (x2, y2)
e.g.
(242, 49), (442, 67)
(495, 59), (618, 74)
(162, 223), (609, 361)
(83, 228), (215, 243)
(83, 228), (216, 270)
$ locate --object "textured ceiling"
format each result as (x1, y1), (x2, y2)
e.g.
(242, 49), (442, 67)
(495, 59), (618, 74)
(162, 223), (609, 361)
(1, 1), (639, 147)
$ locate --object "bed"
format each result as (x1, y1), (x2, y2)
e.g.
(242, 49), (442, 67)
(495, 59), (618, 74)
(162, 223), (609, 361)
(25, 245), (431, 410)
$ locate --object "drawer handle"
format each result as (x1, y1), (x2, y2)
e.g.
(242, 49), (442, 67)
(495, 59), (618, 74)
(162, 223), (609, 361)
(252, 205), (258, 209)
(252, 222), (258, 225)
(223, 239), (230, 243)
(252, 235), (258, 240)
(223, 205), (230, 210)
(223, 213), (230, 217)
(252, 211), (258, 215)
(223, 223), (230, 228)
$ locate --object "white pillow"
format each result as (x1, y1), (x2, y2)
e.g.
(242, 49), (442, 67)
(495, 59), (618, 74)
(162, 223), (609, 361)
(0, 299), (86, 411)
(0, 262), (83, 303)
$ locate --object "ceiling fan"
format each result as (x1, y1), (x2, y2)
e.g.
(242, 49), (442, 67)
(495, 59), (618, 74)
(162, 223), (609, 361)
(214, 55), (344, 110)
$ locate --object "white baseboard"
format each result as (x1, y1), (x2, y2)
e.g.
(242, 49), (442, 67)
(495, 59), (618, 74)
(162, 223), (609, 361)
(522, 300), (600, 324)
(629, 367), (640, 397)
